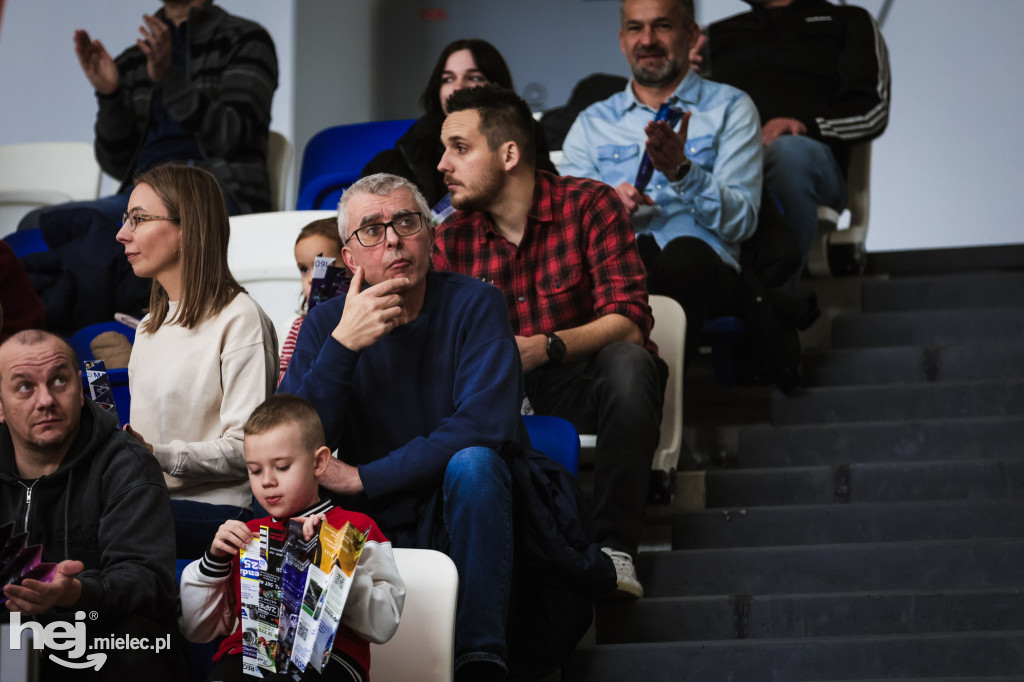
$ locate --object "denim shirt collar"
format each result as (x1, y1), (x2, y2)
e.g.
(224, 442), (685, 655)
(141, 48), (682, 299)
(619, 69), (704, 117)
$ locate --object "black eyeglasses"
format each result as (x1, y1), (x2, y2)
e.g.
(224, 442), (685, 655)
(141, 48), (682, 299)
(345, 212), (424, 248)
(122, 212), (179, 232)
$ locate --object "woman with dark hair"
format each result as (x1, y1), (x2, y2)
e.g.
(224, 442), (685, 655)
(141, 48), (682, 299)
(115, 163), (278, 558)
(361, 38), (553, 207)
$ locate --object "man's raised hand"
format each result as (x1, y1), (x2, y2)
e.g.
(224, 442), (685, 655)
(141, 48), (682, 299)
(644, 110), (692, 179)
(74, 30), (119, 95)
(331, 266), (410, 352)
(137, 15), (172, 84)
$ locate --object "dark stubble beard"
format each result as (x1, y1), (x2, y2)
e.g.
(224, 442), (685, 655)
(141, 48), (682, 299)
(449, 160), (506, 212)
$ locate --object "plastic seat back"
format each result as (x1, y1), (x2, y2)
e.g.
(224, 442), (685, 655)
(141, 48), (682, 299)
(523, 414), (581, 476)
(648, 295), (685, 474)
(227, 210), (337, 343)
(370, 548), (458, 682)
(0, 141), (103, 238)
(296, 120), (416, 210)
(267, 131), (293, 212)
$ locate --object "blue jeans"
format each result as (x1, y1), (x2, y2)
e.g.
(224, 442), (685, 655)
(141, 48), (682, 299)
(442, 447), (513, 675)
(763, 135), (848, 274)
(171, 499), (251, 560)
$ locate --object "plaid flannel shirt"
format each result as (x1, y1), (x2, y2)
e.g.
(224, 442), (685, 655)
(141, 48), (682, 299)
(433, 171), (655, 355)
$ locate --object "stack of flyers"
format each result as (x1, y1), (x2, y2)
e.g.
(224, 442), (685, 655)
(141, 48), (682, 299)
(276, 520), (318, 670)
(239, 535), (263, 678)
(0, 523), (57, 604)
(239, 520), (368, 678)
(308, 255), (350, 312)
(290, 521), (367, 673)
(256, 526), (286, 672)
(83, 360), (119, 422)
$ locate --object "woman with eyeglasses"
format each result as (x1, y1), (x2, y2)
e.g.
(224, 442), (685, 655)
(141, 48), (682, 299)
(361, 38), (555, 210)
(115, 163), (277, 559)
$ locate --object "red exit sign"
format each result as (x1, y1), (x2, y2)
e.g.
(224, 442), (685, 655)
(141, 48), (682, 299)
(419, 8), (448, 22)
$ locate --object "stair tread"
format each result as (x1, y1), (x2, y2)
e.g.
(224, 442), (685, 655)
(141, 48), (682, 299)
(564, 631), (1024, 682)
(674, 498), (1024, 549)
(637, 537), (1024, 598)
(595, 587), (1024, 643)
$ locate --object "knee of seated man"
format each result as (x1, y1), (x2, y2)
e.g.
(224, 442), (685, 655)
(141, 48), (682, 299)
(443, 446), (510, 495)
(764, 134), (833, 173)
(592, 342), (661, 396)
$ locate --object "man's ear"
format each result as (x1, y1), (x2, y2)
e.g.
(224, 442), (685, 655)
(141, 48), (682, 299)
(501, 140), (521, 172)
(312, 445), (332, 477)
(341, 245), (358, 273)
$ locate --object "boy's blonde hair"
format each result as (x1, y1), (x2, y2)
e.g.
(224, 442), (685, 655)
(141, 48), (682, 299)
(243, 394), (327, 456)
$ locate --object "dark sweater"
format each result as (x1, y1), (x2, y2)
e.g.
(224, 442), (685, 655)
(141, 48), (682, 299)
(278, 270), (528, 530)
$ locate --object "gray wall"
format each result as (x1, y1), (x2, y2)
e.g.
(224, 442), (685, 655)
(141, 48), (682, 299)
(373, 0), (626, 118)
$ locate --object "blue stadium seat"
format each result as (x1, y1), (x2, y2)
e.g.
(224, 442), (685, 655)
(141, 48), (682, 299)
(701, 315), (747, 386)
(523, 415), (581, 476)
(296, 119), (416, 210)
(69, 320), (136, 426)
(3, 228), (48, 258)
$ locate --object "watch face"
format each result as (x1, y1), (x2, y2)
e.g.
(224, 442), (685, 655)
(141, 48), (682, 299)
(547, 334), (566, 362)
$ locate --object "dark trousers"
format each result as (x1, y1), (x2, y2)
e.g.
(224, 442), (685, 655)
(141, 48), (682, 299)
(638, 235), (742, 365)
(172, 499), (251, 560)
(525, 341), (666, 558)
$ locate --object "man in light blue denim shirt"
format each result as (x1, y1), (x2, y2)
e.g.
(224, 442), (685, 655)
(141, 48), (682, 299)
(561, 0), (762, 360)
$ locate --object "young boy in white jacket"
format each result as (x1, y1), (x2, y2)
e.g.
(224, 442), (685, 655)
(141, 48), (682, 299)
(178, 395), (405, 681)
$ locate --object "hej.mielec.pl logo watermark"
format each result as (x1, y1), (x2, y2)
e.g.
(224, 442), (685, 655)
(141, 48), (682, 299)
(8, 610), (171, 671)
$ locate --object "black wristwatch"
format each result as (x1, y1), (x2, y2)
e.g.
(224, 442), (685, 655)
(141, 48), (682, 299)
(545, 333), (566, 365)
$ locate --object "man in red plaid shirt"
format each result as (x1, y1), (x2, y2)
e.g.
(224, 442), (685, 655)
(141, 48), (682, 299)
(434, 85), (666, 599)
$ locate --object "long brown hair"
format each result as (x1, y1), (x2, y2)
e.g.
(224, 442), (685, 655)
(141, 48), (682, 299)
(136, 163), (244, 333)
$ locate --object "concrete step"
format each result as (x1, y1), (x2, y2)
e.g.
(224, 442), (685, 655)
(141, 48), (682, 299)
(798, 675), (1024, 679)
(802, 675), (1019, 679)
(704, 458), (1024, 507)
(563, 632), (1024, 681)
(638, 538), (1024, 598)
(771, 380), (1024, 425)
(832, 308), (1024, 349)
(673, 499), (1024, 549)
(738, 416), (1024, 467)
(938, 341), (1024, 381)
(862, 272), (1024, 312)
(594, 588), (1024, 644)
(802, 346), (927, 386)
(801, 342), (1024, 386)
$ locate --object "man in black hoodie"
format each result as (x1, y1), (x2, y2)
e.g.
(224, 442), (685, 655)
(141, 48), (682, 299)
(706, 0), (891, 271)
(0, 330), (184, 680)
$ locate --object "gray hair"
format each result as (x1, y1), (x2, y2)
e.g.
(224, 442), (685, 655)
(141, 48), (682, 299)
(620, 0), (695, 26)
(337, 173), (434, 242)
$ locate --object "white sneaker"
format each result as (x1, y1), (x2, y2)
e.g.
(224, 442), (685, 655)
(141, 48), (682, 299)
(601, 547), (643, 599)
